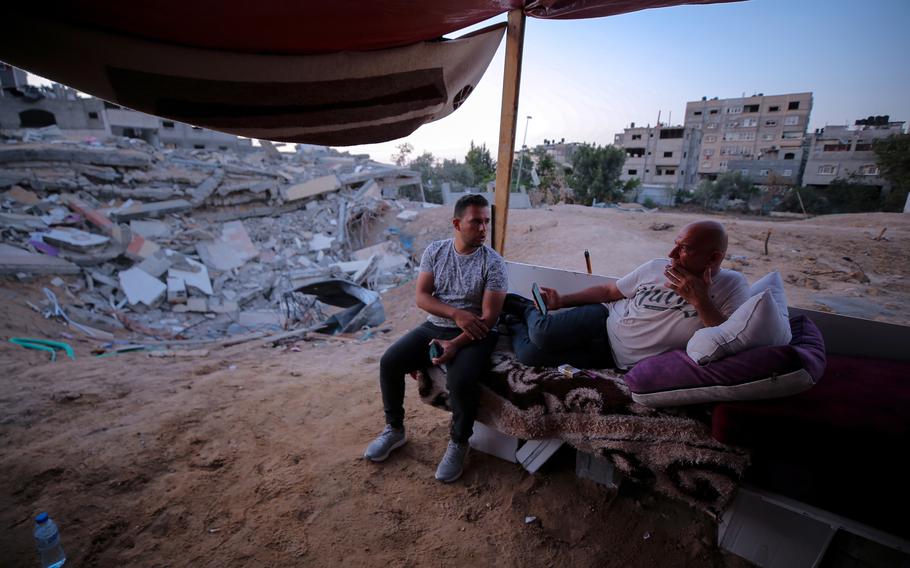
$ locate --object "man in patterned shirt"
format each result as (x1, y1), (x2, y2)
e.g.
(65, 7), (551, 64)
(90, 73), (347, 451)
(364, 194), (508, 482)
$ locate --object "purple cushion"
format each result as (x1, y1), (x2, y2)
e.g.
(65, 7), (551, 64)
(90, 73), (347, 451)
(624, 315), (826, 407)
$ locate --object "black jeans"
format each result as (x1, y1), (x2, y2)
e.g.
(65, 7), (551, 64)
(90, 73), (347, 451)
(507, 302), (614, 369)
(379, 322), (499, 443)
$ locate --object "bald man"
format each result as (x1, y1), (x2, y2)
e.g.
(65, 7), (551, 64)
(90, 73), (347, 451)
(503, 221), (750, 370)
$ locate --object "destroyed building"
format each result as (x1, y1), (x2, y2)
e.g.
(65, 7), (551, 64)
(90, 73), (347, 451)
(1, 126), (431, 345)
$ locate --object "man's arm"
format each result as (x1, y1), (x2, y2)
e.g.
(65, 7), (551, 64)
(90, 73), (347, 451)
(663, 265), (726, 327)
(432, 289), (507, 364)
(415, 271), (488, 339)
(541, 281), (625, 310)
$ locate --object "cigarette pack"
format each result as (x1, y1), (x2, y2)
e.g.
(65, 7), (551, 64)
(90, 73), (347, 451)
(557, 364), (582, 378)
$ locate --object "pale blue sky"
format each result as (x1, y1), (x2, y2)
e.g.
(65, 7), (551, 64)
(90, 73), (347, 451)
(348, 0), (910, 163)
(25, 0), (910, 164)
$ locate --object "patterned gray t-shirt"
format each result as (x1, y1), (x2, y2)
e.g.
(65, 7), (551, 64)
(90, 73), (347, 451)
(418, 239), (509, 328)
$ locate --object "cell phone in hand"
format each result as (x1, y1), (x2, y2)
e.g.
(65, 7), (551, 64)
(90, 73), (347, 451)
(429, 342), (443, 360)
(531, 282), (548, 316)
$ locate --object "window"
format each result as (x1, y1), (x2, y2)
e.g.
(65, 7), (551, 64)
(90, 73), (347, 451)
(784, 116), (799, 126)
(162, 121), (175, 128)
(719, 161), (728, 169)
(740, 169), (750, 176)
(706, 122), (718, 129)
(858, 164), (880, 175)
(782, 169), (793, 177)
(823, 143), (850, 152)
(656, 168), (663, 176)
(627, 148), (645, 158)
(193, 144), (205, 149)
(742, 118), (758, 127)
(768, 105), (780, 112)
(665, 169), (676, 175)
(709, 109), (719, 115)
(759, 169), (770, 176)
(781, 131), (801, 139)
(628, 169), (638, 175)
(743, 132), (756, 141)
(817, 165), (837, 175)
(784, 152), (795, 160)
(726, 106), (743, 114)
(764, 120), (778, 127)
(693, 111), (703, 116)
(744, 104), (760, 113)
(660, 128), (684, 139)
(703, 148), (715, 157)
(855, 143), (872, 151)
(788, 101), (800, 110)
(88, 111), (99, 119)
(705, 135), (717, 142)
(632, 134), (642, 140)
(663, 151), (673, 158)
(762, 133), (776, 140)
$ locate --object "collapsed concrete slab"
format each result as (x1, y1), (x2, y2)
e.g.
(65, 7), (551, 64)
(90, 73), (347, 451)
(42, 227), (110, 251)
(129, 220), (170, 239)
(0, 144), (152, 168)
(110, 199), (193, 222)
(196, 220), (259, 271)
(283, 174), (341, 202)
(0, 243), (81, 275)
(167, 257), (213, 296)
(352, 241), (409, 272)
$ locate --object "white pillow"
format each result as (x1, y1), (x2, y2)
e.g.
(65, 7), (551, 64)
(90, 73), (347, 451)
(749, 271), (789, 320)
(687, 289), (792, 365)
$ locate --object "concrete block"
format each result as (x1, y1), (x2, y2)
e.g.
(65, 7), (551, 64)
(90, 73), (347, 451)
(575, 451), (622, 488)
(118, 267), (166, 306)
(396, 210), (418, 221)
(309, 233), (334, 252)
(469, 422), (519, 463)
(42, 227), (110, 251)
(129, 220), (170, 239)
(516, 438), (564, 474)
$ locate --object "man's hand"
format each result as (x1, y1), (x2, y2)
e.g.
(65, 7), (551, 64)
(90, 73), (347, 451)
(664, 264), (711, 307)
(452, 309), (488, 340)
(539, 286), (562, 310)
(430, 339), (459, 365)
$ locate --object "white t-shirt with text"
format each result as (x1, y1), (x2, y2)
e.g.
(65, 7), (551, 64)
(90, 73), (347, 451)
(606, 259), (749, 369)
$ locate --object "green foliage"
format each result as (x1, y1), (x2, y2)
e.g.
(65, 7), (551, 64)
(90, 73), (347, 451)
(694, 171), (757, 209)
(642, 197), (657, 209)
(567, 144), (626, 205)
(511, 150), (534, 192)
(779, 179), (891, 215)
(529, 147), (568, 205)
(464, 141), (496, 187)
(392, 142), (413, 167)
(873, 133), (910, 211)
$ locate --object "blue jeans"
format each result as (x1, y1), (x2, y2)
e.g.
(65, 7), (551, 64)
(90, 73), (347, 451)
(507, 302), (614, 369)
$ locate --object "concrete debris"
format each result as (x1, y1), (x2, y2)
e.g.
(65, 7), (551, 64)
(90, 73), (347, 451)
(0, 131), (423, 343)
(130, 220), (170, 239)
(43, 228), (110, 251)
(284, 174), (341, 202)
(119, 267), (167, 306)
(0, 243), (81, 275)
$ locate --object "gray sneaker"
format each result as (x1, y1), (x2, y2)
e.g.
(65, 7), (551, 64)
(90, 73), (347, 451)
(435, 441), (469, 483)
(363, 426), (406, 462)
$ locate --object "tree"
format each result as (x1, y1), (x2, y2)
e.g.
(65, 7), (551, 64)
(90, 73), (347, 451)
(392, 142), (413, 167)
(437, 158), (475, 188)
(694, 172), (756, 210)
(873, 133), (910, 211)
(465, 141), (495, 187)
(567, 144), (626, 204)
(511, 149), (534, 192)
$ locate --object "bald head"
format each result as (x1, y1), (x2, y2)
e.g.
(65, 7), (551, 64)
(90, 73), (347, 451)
(682, 220), (728, 255)
(668, 220), (728, 276)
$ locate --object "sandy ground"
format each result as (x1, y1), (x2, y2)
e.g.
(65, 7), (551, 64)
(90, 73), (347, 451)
(2, 205), (907, 567)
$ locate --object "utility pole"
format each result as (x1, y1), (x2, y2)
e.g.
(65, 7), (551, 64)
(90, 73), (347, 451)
(513, 115), (532, 191)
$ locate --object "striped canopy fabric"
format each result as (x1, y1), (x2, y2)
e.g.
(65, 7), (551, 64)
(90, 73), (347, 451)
(2, 2), (739, 145)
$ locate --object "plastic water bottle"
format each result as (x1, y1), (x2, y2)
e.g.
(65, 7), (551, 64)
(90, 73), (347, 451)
(33, 512), (66, 568)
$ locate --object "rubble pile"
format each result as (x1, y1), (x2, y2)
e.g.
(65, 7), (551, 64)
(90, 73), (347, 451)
(0, 132), (432, 344)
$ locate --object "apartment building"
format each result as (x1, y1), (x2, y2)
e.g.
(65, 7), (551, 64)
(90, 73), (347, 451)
(803, 116), (904, 187)
(613, 122), (701, 191)
(684, 92), (813, 186)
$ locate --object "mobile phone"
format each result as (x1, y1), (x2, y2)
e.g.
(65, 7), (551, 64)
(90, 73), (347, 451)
(429, 342), (443, 360)
(531, 282), (548, 316)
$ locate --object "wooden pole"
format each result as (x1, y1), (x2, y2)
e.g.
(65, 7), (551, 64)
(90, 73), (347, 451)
(492, 9), (526, 256)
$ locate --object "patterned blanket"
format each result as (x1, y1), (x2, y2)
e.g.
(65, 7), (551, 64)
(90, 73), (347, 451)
(417, 348), (750, 516)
